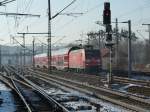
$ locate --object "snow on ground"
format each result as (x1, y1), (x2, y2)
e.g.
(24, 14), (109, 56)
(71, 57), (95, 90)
(0, 81), (16, 112)
(44, 84), (132, 112)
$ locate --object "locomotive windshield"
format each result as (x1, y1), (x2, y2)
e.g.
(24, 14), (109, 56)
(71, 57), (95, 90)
(85, 50), (100, 59)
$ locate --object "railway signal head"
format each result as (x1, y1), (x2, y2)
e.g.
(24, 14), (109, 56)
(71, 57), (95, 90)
(103, 2), (111, 25)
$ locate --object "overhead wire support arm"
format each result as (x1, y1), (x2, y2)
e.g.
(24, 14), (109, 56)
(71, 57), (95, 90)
(18, 33), (48, 35)
(12, 37), (32, 52)
(0, 12), (40, 17)
(142, 23), (150, 44)
(51, 0), (77, 20)
(59, 13), (84, 17)
(35, 38), (48, 46)
(0, 0), (16, 6)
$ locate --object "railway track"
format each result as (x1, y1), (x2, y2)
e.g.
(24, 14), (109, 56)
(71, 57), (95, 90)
(26, 76), (103, 112)
(2, 66), (70, 112)
(6, 66), (104, 112)
(27, 68), (150, 112)
(32, 67), (150, 87)
(0, 74), (29, 112)
(113, 76), (150, 86)
(30, 68), (150, 99)
(4, 65), (136, 112)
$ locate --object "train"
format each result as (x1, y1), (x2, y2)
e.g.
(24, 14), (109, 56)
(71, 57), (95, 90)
(34, 45), (102, 73)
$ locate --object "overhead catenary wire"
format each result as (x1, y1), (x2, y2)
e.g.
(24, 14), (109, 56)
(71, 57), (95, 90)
(18, 0), (34, 22)
(3, 0), (149, 46)
(136, 30), (147, 41)
(13, 0), (34, 35)
(118, 2), (150, 19)
(0, 0), (16, 6)
(53, 2), (103, 39)
(12, 36), (33, 53)
(51, 0), (77, 20)
(54, 2), (103, 31)
(117, 2), (150, 29)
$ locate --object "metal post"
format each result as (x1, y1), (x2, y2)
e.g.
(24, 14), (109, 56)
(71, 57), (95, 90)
(20, 51), (23, 75)
(142, 24), (150, 44)
(48, 0), (52, 73)
(23, 33), (25, 66)
(87, 34), (90, 45)
(20, 52), (22, 66)
(109, 47), (112, 84)
(41, 45), (44, 53)
(128, 20), (132, 77)
(32, 38), (35, 69)
(0, 45), (1, 69)
(148, 25), (150, 44)
(115, 18), (119, 69)
(98, 31), (101, 49)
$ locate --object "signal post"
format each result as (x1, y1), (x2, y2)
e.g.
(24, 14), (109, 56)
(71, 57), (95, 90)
(103, 2), (114, 85)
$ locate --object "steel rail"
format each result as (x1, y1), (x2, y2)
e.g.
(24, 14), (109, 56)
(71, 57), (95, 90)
(19, 75), (70, 112)
(0, 73), (32, 112)
(29, 69), (150, 112)
(113, 76), (150, 86)
(30, 69), (150, 103)
(10, 77), (32, 112)
(5, 66), (70, 112)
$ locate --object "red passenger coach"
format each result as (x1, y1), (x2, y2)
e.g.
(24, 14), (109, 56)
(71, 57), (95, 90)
(34, 48), (69, 70)
(34, 46), (101, 73)
(51, 48), (69, 70)
(34, 53), (48, 68)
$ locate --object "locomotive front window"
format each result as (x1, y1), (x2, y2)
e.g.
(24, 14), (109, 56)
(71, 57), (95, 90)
(85, 50), (100, 59)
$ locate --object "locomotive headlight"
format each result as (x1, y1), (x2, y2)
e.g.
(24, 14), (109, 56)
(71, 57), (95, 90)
(97, 60), (100, 63)
(86, 59), (90, 63)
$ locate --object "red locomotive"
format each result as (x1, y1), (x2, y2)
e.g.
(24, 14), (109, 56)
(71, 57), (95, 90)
(34, 46), (101, 73)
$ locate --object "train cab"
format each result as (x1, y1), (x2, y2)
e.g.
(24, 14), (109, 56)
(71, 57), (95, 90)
(68, 45), (101, 73)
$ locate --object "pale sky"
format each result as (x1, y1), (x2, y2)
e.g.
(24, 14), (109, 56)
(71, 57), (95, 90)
(0, 0), (150, 45)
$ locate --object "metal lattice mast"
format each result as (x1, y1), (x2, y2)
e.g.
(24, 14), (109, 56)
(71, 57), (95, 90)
(48, 0), (52, 74)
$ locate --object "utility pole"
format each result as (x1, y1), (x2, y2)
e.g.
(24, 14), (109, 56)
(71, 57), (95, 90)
(23, 33), (25, 66)
(142, 24), (150, 44)
(121, 20), (132, 77)
(0, 45), (1, 70)
(87, 34), (90, 45)
(123, 20), (132, 77)
(47, 0), (77, 74)
(115, 18), (119, 69)
(41, 45), (44, 53)
(17, 33), (26, 66)
(32, 38), (35, 69)
(128, 20), (132, 77)
(17, 32), (49, 74)
(17, 33), (49, 66)
(20, 51), (23, 75)
(48, 0), (52, 74)
(20, 52), (22, 67)
(98, 31), (101, 49)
